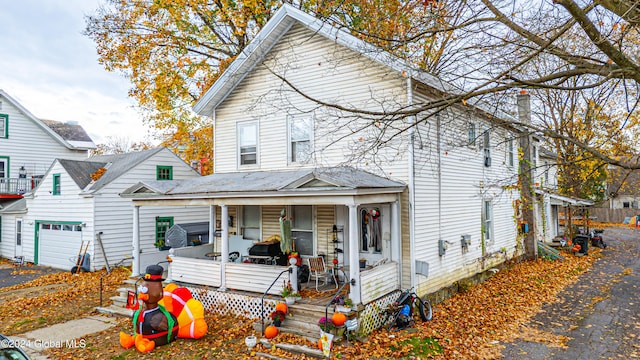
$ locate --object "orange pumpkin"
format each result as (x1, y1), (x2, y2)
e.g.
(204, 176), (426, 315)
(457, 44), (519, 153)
(332, 312), (347, 327)
(275, 302), (288, 314)
(265, 325), (279, 339)
(318, 339), (323, 349)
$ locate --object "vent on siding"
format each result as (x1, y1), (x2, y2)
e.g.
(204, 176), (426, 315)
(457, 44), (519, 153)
(415, 260), (429, 277)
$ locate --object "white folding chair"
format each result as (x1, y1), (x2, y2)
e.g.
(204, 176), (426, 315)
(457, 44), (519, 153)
(306, 257), (337, 291)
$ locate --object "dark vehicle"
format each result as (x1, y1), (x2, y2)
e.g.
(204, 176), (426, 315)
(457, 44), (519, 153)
(590, 229), (607, 249)
(380, 287), (432, 331)
(0, 334), (31, 360)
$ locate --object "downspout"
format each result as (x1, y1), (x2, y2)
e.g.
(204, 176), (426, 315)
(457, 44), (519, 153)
(437, 113), (442, 250)
(407, 75), (416, 288)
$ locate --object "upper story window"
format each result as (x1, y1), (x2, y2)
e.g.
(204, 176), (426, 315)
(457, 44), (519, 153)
(532, 146), (538, 169)
(52, 174), (61, 195)
(237, 121), (258, 166)
(0, 114), (8, 138)
(288, 114), (312, 164)
(506, 138), (515, 168)
(467, 122), (476, 147)
(156, 165), (173, 180)
(483, 129), (491, 167)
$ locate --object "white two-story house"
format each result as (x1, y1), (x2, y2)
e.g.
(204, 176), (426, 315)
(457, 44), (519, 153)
(0, 89), (95, 261)
(121, 5), (531, 328)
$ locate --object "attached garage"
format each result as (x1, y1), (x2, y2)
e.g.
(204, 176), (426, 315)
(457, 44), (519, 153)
(37, 222), (84, 270)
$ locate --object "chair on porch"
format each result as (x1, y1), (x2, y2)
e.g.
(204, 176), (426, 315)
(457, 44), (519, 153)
(306, 257), (337, 291)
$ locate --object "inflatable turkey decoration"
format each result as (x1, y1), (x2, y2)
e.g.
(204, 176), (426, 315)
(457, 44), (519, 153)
(120, 265), (208, 353)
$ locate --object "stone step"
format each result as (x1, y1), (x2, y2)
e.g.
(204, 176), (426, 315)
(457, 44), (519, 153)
(287, 303), (330, 318)
(258, 338), (325, 359)
(110, 295), (128, 307)
(95, 305), (133, 318)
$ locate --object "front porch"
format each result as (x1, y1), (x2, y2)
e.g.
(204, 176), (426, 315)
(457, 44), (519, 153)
(124, 167), (408, 308)
(165, 257), (401, 338)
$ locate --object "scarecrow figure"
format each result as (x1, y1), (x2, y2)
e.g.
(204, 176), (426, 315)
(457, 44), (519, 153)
(369, 208), (382, 252)
(120, 265), (179, 353)
(280, 208), (293, 254)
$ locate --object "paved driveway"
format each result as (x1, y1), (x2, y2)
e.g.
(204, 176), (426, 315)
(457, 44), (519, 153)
(501, 226), (640, 359)
(0, 263), (62, 289)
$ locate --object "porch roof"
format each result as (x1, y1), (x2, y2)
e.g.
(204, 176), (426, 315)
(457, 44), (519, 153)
(535, 189), (594, 206)
(120, 166), (406, 205)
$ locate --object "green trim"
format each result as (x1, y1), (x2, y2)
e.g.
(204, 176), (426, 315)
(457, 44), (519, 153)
(34, 220), (83, 265)
(52, 173), (61, 195)
(155, 216), (173, 248)
(156, 166), (173, 180)
(0, 113), (8, 138)
(0, 156), (10, 178)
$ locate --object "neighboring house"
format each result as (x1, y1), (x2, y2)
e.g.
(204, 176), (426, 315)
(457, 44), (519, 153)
(533, 147), (593, 242)
(606, 162), (640, 209)
(121, 3), (531, 317)
(4, 147), (208, 271)
(0, 89), (95, 260)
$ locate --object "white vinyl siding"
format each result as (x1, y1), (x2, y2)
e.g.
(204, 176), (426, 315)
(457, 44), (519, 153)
(411, 90), (519, 294)
(213, 23), (409, 182)
(0, 94), (88, 182)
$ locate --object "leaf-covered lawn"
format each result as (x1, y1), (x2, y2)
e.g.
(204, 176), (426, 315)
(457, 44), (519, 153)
(0, 246), (600, 359)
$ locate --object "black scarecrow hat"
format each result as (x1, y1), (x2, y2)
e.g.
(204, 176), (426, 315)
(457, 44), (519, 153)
(142, 264), (165, 282)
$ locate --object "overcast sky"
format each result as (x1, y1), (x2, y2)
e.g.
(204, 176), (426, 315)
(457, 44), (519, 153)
(0, 0), (154, 145)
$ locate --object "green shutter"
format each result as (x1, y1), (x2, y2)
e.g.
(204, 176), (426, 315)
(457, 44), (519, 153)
(52, 174), (61, 195)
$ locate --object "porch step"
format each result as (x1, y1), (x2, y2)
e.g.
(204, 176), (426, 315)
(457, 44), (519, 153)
(259, 339), (325, 359)
(110, 295), (128, 307)
(95, 305), (134, 318)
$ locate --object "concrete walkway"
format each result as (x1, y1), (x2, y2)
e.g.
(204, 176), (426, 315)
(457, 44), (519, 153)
(6, 316), (117, 359)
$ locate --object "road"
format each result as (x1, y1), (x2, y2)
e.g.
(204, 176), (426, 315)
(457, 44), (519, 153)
(501, 226), (640, 359)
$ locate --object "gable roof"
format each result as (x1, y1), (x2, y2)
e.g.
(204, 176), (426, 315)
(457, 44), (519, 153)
(193, 4), (457, 116)
(0, 89), (96, 150)
(84, 147), (167, 193)
(58, 159), (108, 190)
(121, 166), (406, 199)
(41, 120), (95, 149)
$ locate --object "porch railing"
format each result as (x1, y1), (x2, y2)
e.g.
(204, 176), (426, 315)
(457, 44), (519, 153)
(0, 177), (40, 195)
(260, 267), (292, 335)
(360, 262), (399, 303)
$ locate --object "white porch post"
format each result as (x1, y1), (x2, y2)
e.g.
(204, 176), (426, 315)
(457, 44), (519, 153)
(391, 199), (401, 264)
(209, 205), (216, 245)
(132, 204), (140, 276)
(220, 204), (229, 290)
(348, 204), (361, 305)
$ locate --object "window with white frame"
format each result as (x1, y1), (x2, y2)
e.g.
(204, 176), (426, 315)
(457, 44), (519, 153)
(0, 114), (8, 138)
(237, 121), (258, 166)
(468, 122), (476, 147)
(291, 205), (313, 256)
(483, 129), (491, 167)
(241, 205), (261, 241)
(16, 219), (22, 246)
(288, 114), (312, 164)
(482, 199), (493, 244)
(506, 138), (515, 167)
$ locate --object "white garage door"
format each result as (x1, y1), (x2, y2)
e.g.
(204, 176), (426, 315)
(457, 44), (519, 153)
(39, 223), (83, 270)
